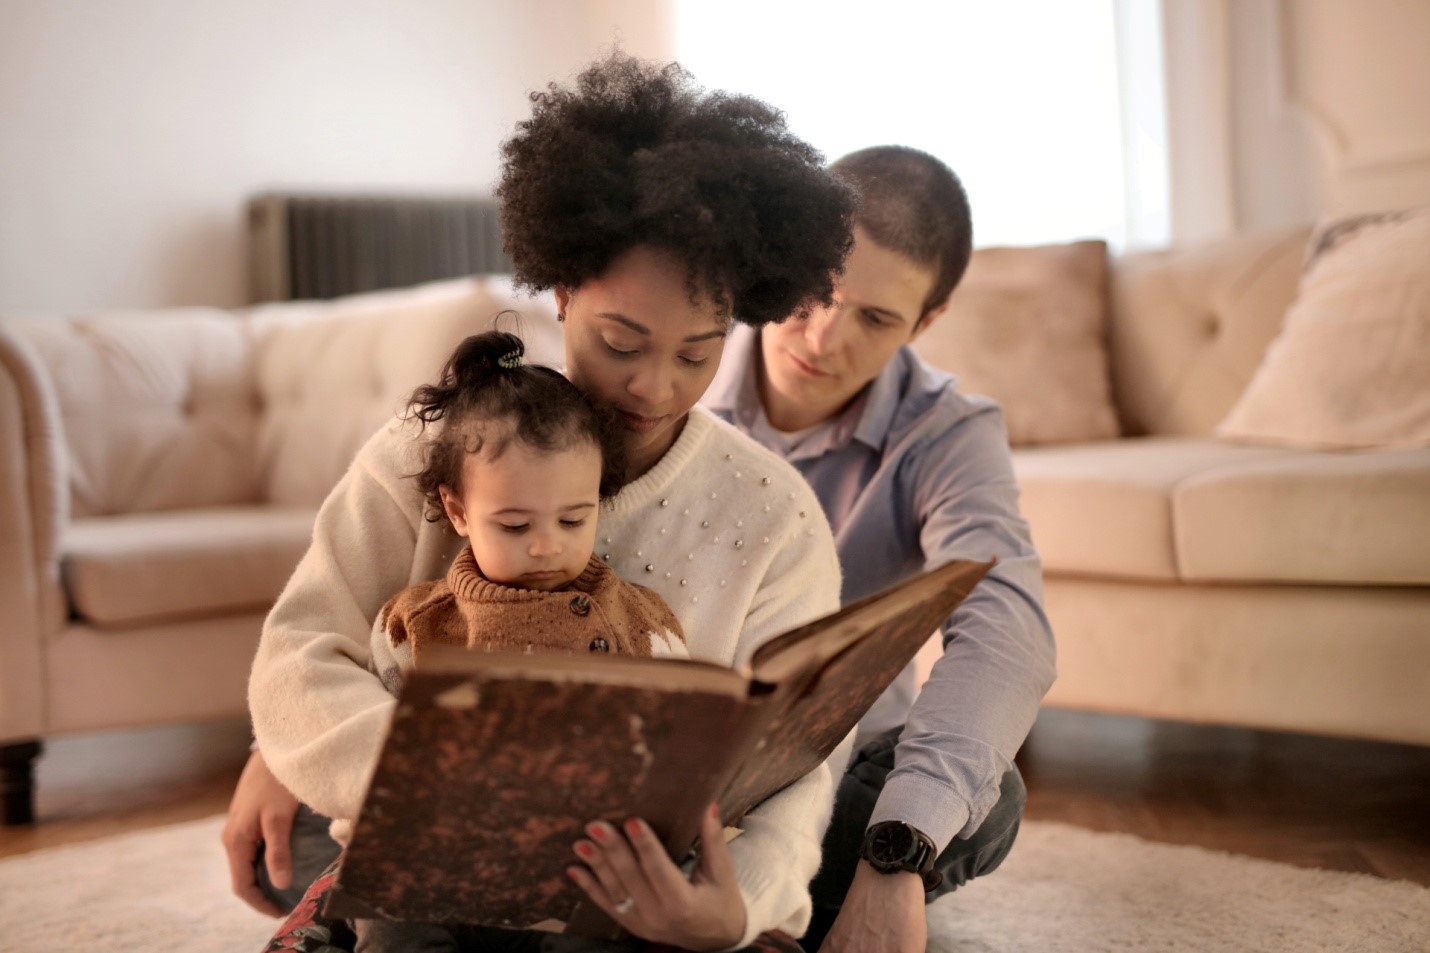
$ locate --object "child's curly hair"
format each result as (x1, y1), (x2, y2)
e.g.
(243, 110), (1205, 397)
(497, 53), (855, 325)
(408, 331), (627, 523)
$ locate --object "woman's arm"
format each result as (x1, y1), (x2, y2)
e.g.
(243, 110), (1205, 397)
(577, 464), (848, 949)
(722, 496), (849, 946)
(249, 420), (432, 823)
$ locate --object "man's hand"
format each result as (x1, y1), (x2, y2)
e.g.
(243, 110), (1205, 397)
(567, 802), (747, 952)
(819, 861), (926, 953)
(221, 749), (300, 917)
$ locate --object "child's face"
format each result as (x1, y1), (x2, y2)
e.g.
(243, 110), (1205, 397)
(439, 438), (603, 592)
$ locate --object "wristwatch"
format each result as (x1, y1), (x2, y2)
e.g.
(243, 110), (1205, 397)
(861, 821), (942, 891)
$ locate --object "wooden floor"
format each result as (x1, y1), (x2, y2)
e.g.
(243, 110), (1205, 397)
(1018, 709), (1430, 885)
(3, 709), (1428, 889)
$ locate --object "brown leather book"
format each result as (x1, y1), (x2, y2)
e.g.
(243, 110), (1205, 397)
(324, 557), (994, 937)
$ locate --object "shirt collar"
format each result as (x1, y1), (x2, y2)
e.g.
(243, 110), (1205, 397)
(706, 323), (910, 457)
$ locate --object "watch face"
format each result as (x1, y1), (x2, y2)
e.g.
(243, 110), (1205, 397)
(869, 822), (918, 865)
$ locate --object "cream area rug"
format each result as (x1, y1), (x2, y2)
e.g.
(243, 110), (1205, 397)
(0, 817), (1426, 952)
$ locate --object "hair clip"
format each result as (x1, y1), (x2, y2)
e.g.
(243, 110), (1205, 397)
(498, 349), (523, 369)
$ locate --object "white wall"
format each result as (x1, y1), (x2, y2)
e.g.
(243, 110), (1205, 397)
(1224, 0), (1430, 235)
(0, 0), (674, 313)
(7, 0), (1425, 312)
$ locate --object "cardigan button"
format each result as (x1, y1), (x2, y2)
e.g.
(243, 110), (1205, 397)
(570, 595), (592, 616)
(589, 638), (610, 652)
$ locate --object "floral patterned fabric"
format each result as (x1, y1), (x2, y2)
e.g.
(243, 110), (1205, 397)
(261, 857), (803, 953)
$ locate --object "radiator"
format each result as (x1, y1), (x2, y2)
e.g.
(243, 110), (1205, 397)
(247, 194), (511, 302)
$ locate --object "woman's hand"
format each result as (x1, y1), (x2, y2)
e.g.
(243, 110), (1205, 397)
(221, 749), (300, 917)
(568, 802), (747, 952)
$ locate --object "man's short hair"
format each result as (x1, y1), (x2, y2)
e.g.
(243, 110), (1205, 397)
(829, 146), (973, 320)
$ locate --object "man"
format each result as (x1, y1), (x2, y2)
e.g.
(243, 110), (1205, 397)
(703, 146), (1056, 953)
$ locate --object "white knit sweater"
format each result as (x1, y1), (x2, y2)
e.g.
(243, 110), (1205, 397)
(248, 407), (847, 947)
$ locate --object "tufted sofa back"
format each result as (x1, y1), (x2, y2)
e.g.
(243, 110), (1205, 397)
(2, 277), (563, 518)
(1108, 225), (1310, 436)
(6, 309), (261, 519)
(247, 277), (562, 506)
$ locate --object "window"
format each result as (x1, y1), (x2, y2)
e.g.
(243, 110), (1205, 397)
(675, 0), (1168, 249)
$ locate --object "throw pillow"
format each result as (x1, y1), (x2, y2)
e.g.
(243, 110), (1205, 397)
(912, 239), (1120, 445)
(1216, 208), (1430, 450)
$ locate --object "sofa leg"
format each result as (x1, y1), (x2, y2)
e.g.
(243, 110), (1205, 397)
(1, 739), (43, 825)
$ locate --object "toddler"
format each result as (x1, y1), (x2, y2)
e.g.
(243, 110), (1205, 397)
(357, 329), (686, 953)
(368, 329), (686, 693)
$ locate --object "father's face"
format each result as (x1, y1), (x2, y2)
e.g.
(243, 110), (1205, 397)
(759, 227), (943, 432)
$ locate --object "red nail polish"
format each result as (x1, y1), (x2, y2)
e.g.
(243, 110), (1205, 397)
(625, 818), (643, 838)
(588, 823), (607, 843)
(575, 841), (594, 860)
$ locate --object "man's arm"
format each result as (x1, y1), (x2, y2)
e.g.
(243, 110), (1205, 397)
(822, 403), (1052, 951)
(872, 402), (1055, 849)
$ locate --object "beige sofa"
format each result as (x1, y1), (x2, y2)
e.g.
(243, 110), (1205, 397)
(2, 225), (1426, 824)
(1005, 226), (1430, 747)
(0, 277), (564, 823)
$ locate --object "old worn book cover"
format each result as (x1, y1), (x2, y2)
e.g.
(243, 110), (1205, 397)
(325, 557), (993, 936)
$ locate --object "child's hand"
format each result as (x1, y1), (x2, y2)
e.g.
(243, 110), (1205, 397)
(568, 802), (747, 951)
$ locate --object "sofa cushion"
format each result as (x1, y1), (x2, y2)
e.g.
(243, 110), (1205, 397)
(1013, 438), (1289, 581)
(2, 311), (261, 518)
(1109, 227), (1308, 437)
(1175, 447), (1430, 585)
(248, 277), (562, 507)
(62, 506), (316, 627)
(914, 240), (1120, 446)
(1216, 209), (1430, 450)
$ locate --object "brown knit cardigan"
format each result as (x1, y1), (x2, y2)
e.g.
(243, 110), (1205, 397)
(378, 546), (686, 665)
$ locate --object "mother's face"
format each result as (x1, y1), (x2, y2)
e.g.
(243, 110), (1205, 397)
(556, 245), (728, 479)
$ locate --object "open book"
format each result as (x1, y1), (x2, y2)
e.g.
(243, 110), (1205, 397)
(324, 556), (994, 936)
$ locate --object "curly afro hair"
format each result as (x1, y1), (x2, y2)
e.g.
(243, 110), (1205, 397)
(497, 53), (855, 326)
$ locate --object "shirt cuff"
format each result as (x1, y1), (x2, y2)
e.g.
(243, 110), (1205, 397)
(869, 772), (971, 855)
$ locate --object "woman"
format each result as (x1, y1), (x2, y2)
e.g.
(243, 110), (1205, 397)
(229, 54), (854, 952)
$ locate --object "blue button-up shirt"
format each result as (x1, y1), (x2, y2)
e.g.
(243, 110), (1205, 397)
(704, 324), (1056, 850)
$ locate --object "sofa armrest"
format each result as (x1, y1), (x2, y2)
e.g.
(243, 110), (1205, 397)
(0, 323), (68, 743)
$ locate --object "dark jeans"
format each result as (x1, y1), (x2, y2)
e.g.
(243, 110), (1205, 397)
(799, 727), (1027, 952)
(255, 803), (344, 911)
